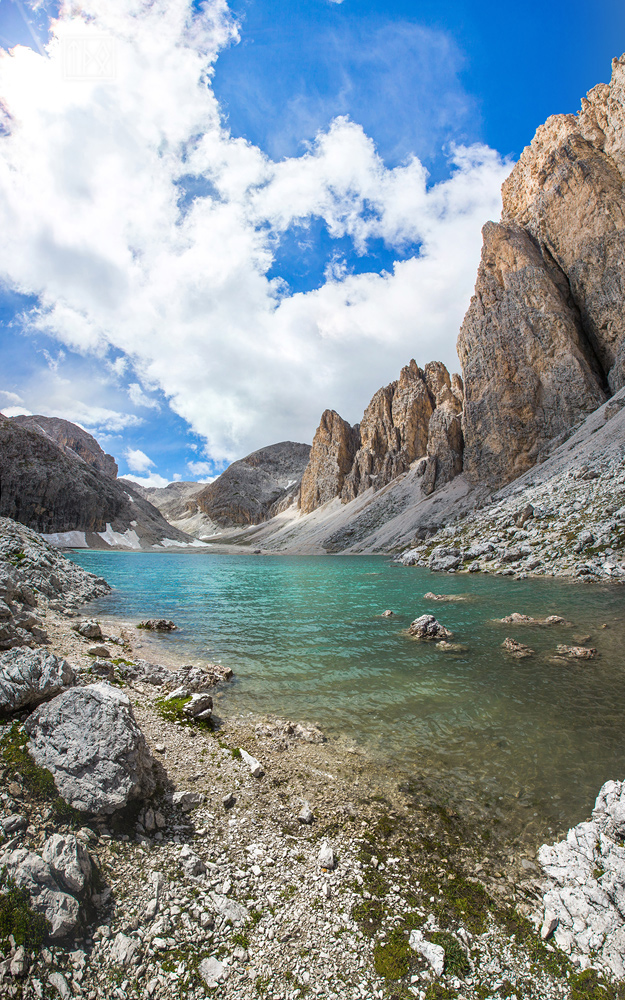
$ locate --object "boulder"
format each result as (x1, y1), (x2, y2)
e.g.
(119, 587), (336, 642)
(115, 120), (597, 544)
(24, 683), (155, 815)
(554, 645), (598, 659)
(408, 929), (445, 976)
(183, 692), (213, 721)
(0, 648), (76, 714)
(0, 847), (81, 938)
(408, 615), (452, 640)
(42, 834), (91, 895)
(71, 621), (103, 641)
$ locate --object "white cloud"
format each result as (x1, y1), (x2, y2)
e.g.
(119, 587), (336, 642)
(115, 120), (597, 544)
(172, 472), (182, 481)
(0, 0), (511, 462)
(124, 447), (154, 473)
(186, 460), (217, 481)
(1, 405), (32, 417)
(122, 471), (170, 488)
(127, 382), (160, 409)
(0, 390), (25, 405)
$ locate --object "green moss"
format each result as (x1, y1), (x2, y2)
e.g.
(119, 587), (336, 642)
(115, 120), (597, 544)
(351, 898), (386, 937)
(0, 876), (49, 949)
(569, 969), (625, 1000)
(255, 974), (272, 995)
(231, 747), (242, 759)
(424, 986), (459, 1000)
(372, 927), (413, 980)
(429, 931), (471, 978)
(0, 722), (85, 826)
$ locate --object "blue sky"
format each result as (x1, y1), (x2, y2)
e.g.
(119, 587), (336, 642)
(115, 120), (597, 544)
(0, 0), (621, 486)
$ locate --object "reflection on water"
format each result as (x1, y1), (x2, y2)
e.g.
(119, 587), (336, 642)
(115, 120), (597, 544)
(69, 550), (625, 836)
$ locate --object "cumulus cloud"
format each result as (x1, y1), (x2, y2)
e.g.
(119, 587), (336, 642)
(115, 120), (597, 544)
(0, 0), (511, 463)
(124, 447), (155, 474)
(122, 471), (170, 488)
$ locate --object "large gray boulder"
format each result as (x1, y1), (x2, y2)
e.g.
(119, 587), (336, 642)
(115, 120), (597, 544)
(24, 683), (155, 815)
(0, 648), (76, 714)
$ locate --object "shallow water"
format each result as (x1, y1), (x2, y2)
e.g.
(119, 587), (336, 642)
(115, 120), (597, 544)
(69, 550), (625, 834)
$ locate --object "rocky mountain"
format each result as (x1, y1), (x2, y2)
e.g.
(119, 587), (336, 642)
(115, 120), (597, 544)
(11, 415), (118, 478)
(0, 416), (197, 549)
(300, 359), (464, 514)
(458, 54), (625, 487)
(194, 442), (311, 527)
(129, 481), (206, 522)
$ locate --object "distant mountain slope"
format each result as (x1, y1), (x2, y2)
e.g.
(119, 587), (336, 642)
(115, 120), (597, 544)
(11, 414), (118, 478)
(0, 415), (197, 549)
(194, 442), (311, 527)
(129, 481), (206, 522)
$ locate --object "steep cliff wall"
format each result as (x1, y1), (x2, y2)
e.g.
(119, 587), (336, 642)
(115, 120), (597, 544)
(0, 416), (193, 546)
(300, 360), (464, 513)
(11, 415), (118, 478)
(458, 54), (625, 487)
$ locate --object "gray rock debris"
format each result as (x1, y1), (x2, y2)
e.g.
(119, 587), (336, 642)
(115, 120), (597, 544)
(199, 956), (227, 987)
(537, 778), (625, 977)
(48, 972), (72, 999)
(0, 647), (76, 714)
(24, 683), (155, 815)
(109, 931), (141, 967)
(409, 928), (445, 976)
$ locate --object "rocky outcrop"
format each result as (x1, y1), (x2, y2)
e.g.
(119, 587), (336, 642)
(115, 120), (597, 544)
(300, 361), (464, 513)
(11, 415), (118, 478)
(130, 481), (205, 522)
(0, 517), (110, 648)
(458, 54), (625, 487)
(0, 416), (195, 547)
(536, 779), (625, 978)
(24, 683), (156, 815)
(0, 648), (76, 713)
(195, 442), (311, 527)
(299, 412), (360, 514)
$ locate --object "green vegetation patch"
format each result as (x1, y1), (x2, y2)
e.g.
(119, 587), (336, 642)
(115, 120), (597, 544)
(570, 969), (625, 1000)
(0, 876), (49, 950)
(372, 927), (413, 980)
(0, 722), (84, 825)
(351, 898), (386, 937)
(154, 695), (214, 732)
(429, 931), (471, 978)
(424, 985), (459, 1000)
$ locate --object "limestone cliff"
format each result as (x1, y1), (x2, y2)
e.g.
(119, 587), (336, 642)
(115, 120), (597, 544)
(11, 415), (118, 478)
(194, 442), (311, 527)
(459, 54), (625, 487)
(299, 412), (360, 514)
(300, 360), (464, 513)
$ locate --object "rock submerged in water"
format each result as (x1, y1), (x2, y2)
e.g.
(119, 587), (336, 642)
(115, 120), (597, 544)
(501, 637), (535, 658)
(0, 647), (76, 714)
(137, 619), (177, 631)
(495, 613), (571, 627)
(24, 683), (156, 816)
(554, 644), (598, 660)
(537, 779), (625, 977)
(408, 614), (452, 640)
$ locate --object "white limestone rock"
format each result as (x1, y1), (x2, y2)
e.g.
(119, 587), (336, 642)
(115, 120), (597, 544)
(0, 648), (76, 714)
(409, 928), (445, 976)
(24, 683), (155, 816)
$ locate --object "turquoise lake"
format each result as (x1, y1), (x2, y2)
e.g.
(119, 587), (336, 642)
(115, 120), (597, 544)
(69, 551), (625, 837)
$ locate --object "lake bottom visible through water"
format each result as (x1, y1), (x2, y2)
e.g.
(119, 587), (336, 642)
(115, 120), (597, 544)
(69, 550), (625, 844)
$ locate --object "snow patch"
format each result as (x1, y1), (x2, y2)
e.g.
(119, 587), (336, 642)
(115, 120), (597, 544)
(97, 524), (142, 549)
(40, 530), (88, 549)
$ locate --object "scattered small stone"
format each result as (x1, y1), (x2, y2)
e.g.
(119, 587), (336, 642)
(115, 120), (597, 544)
(239, 748), (264, 778)
(222, 792), (236, 810)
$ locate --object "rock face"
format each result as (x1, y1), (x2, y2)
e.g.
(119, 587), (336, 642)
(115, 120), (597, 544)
(458, 55), (625, 487)
(194, 442), (311, 527)
(24, 683), (156, 815)
(11, 415), (118, 478)
(300, 360), (464, 513)
(0, 648), (76, 713)
(0, 416), (195, 547)
(300, 412), (360, 514)
(537, 779), (625, 977)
